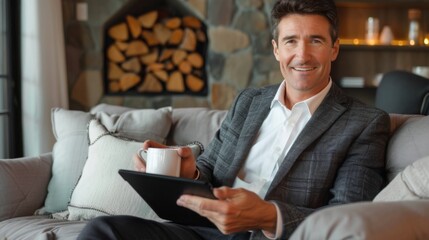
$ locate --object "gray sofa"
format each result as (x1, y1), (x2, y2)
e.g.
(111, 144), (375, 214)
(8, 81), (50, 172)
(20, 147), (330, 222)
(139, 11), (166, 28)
(1, 104), (429, 240)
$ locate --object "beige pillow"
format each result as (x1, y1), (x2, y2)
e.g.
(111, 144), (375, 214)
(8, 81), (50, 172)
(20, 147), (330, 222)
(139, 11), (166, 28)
(40, 106), (172, 214)
(374, 155), (429, 202)
(68, 119), (165, 221)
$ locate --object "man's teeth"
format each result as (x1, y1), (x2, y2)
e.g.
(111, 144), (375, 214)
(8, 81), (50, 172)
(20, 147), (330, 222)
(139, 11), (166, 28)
(293, 67), (315, 71)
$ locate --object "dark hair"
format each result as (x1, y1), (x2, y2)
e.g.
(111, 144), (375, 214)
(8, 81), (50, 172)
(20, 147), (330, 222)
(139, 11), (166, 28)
(271, 0), (339, 44)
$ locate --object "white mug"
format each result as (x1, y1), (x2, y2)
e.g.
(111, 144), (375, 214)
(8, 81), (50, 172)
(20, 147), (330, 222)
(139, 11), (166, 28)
(138, 148), (181, 177)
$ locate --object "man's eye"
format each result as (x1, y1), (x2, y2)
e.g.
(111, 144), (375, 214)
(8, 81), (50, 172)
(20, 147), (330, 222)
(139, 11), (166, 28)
(285, 40), (296, 45)
(312, 39), (323, 44)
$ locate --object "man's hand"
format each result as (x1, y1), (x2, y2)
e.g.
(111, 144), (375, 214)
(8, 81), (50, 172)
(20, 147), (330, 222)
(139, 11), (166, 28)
(177, 186), (277, 235)
(133, 140), (197, 179)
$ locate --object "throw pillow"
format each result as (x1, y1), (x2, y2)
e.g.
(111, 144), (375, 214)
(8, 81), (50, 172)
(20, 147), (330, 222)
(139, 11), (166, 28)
(374, 155), (429, 202)
(67, 119), (163, 221)
(39, 106), (172, 214)
(40, 109), (94, 213)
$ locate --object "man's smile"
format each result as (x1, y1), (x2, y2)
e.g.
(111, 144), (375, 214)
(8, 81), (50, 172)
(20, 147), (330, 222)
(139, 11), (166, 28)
(291, 66), (317, 72)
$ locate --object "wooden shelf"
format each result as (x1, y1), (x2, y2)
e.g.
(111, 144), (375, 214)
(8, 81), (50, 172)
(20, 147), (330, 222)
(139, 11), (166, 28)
(339, 44), (429, 51)
(333, 0), (429, 105)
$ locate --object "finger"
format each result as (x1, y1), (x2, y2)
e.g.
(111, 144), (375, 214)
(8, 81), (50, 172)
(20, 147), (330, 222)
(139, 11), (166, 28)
(177, 146), (193, 159)
(213, 187), (238, 200)
(142, 140), (167, 150)
(177, 195), (222, 214)
(133, 154), (146, 172)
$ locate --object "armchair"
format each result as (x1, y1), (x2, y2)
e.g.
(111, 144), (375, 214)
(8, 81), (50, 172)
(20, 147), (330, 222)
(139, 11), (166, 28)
(375, 70), (429, 115)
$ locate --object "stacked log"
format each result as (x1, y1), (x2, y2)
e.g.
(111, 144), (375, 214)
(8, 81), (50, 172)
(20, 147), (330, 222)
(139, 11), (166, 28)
(106, 10), (206, 94)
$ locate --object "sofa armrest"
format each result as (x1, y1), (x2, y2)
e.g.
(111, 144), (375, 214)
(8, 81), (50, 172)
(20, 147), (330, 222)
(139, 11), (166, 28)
(0, 153), (52, 221)
(290, 200), (429, 240)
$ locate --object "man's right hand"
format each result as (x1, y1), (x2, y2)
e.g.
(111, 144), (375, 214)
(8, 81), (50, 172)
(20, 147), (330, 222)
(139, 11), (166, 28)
(133, 140), (198, 179)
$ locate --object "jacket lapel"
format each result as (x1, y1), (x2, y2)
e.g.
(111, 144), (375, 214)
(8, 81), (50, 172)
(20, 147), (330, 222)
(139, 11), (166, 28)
(267, 84), (349, 195)
(224, 86), (277, 185)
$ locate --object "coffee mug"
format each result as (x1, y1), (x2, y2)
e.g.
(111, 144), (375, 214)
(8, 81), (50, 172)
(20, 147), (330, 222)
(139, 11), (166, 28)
(138, 147), (181, 177)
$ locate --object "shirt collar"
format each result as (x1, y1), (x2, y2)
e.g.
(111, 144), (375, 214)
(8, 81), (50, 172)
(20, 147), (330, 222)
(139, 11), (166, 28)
(270, 78), (332, 115)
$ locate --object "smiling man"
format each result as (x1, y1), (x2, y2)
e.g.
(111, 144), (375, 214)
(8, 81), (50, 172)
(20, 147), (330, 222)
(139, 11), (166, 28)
(78, 0), (390, 239)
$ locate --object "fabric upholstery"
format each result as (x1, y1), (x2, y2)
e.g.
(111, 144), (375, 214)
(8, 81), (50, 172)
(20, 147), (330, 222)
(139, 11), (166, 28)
(0, 215), (86, 240)
(169, 108), (227, 146)
(290, 200), (429, 240)
(0, 104), (427, 239)
(386, 115), (429, 181)
(374, 155), (429, 201)
(40, 107), (172, 214)
(0, 154), (52, 222)
(41, 108), (94, 213)
(67, 119), (164, 221)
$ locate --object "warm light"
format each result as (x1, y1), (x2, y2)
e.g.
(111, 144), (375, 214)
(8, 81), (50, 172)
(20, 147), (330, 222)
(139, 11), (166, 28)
(424, 38), (429, 45)
(409, 40), (416, 46)
(367, 39), (377, 45)
(353, 39), (359, 45)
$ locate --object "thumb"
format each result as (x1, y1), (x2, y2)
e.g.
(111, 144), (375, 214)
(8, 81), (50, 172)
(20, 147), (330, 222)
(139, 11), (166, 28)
(213, 186), (236, 200)
(177, 146), (193, 159)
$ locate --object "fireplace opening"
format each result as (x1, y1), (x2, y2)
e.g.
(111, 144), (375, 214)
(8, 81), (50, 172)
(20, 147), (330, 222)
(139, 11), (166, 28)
(103, 0), (208, 96)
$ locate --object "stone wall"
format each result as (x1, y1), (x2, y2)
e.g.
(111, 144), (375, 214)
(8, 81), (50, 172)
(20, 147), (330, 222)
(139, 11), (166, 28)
(62, 0), (281, 110)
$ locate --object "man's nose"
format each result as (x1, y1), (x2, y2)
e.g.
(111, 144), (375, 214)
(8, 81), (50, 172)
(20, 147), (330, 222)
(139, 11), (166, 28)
(295, 42), (311, 60)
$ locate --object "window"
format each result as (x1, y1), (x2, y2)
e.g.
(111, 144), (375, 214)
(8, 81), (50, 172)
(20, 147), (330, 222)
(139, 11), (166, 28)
(0, 0), (22, 158)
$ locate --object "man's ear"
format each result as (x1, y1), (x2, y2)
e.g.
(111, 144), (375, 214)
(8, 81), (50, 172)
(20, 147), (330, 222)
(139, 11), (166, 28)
(272, 39), (280, 61)
(331, 39), (340, 62)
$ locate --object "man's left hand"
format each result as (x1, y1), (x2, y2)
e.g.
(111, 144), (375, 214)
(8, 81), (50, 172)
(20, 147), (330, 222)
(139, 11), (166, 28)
(177, 186), (277, 235)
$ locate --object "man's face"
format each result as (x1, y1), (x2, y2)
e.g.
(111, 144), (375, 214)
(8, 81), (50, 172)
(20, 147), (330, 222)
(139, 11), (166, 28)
(272, 14), (339, 99)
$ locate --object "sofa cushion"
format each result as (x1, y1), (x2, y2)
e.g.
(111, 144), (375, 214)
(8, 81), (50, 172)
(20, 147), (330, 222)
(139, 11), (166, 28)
(386, 115), (429, 181)
(290, 200), (429, 240)
(40, 107), (172, 214)
(0, 154), (52, 222)
(41, 109), (94, 213)
(0, 215), (86, 239)
(67, 119), (164, 221)
(374, 155), (429, 201)
(169, 108), (227, 146)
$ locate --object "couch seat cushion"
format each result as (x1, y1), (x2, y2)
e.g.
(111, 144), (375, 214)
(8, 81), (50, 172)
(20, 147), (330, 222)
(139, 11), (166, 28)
(0, 215), (86, 240)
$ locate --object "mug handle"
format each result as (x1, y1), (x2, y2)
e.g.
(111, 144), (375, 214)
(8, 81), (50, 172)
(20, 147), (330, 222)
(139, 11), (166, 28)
(138, 148), (147, 162)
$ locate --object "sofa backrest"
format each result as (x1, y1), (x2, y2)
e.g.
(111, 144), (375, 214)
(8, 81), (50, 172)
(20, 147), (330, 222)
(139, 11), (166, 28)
(91, 104), (429, 182)
(386, 114), (428, 181)
(168, 108), (227, 146)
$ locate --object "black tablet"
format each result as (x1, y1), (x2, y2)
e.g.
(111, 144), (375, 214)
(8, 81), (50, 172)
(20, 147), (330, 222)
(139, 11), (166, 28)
(118, 169), (216, 228)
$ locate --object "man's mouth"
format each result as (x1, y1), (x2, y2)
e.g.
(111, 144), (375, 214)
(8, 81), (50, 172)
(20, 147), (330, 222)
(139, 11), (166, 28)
(292, 67), (317, 72)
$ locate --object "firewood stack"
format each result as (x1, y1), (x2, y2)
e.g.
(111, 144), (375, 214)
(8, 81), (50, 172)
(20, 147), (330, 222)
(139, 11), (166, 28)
(106, 10), (207, 94)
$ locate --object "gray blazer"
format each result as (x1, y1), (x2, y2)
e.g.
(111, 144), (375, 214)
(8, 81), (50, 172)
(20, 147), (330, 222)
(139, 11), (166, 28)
(197, 83), (390, 239)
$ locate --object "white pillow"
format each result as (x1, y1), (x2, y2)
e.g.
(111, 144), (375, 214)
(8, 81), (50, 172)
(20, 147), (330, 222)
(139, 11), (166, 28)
(39, 106), (172, 214)
(41, 109), (94, 213)
(374, 155), (429, 202)
(68, 119), (164, 221)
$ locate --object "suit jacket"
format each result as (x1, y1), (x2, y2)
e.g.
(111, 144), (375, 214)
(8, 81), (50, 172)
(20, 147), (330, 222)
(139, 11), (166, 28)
(196, 83), (390, 239)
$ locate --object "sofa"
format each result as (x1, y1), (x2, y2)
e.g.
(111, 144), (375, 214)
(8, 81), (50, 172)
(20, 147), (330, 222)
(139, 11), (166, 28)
(1, 103), (429, 239)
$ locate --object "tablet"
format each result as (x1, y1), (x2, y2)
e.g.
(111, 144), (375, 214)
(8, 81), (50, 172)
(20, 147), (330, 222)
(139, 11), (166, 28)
(118, 169), (216, 228)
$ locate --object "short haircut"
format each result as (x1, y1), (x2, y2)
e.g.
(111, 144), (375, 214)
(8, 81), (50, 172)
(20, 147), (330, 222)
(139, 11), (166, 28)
(271, 0), (339, 44)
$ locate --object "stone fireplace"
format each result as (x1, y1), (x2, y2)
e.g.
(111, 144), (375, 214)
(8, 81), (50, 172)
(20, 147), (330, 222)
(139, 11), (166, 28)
(64, 0), (279, 110)
(103, 0), (208, 96)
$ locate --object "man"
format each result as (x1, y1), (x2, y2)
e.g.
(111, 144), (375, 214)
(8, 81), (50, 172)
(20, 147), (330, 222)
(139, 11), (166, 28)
(78, 0), (390, 239)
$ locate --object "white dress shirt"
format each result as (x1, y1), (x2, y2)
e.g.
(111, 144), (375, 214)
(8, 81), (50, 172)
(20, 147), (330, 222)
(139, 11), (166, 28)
(232, 79), (332, 238)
